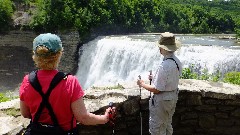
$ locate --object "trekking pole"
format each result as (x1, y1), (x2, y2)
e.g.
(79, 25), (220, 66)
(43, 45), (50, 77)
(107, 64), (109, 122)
(149, 70), (152, 97)
(109, 102), (115, 135)
(138, 75), (143, 135)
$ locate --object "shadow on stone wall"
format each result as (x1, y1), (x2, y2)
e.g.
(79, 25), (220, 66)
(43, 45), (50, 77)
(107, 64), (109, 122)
(76, 81), (240, 135)
(79, 91), (240, 135)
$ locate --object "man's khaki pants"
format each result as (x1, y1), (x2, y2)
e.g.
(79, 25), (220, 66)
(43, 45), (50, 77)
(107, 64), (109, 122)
(149, 96), (177, 135)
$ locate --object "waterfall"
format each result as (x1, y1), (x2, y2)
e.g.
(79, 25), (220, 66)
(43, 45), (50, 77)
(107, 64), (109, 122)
(76, 35), (240, 90)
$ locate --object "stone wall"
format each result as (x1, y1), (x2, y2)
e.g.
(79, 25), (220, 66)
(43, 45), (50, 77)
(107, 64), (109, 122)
(0, 30), (80, 92)
(2, 80), (240, 135)
(173, 91), (240, 135)
(76, 80), (240, 135)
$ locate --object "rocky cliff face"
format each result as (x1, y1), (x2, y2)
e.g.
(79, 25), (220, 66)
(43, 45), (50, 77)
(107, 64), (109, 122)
(0, 30), (80, 93)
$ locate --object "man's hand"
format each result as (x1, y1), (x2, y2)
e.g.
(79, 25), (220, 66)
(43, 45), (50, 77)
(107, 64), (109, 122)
(149, 70), (153, 81)
(148, 75), (153, 81)
(137, 79), (144, 87)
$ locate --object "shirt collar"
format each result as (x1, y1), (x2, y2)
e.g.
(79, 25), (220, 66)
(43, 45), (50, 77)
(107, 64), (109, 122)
(163, 54), (174, 61)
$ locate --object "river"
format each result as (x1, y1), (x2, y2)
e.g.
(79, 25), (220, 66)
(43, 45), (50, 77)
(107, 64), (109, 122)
(76, 34), (240, 90)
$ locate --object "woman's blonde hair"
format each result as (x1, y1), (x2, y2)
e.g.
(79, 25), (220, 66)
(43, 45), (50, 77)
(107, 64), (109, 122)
(32, 46), (63, 70)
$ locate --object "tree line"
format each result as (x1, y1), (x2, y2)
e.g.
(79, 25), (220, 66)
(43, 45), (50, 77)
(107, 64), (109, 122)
(1, 0), (240, 39)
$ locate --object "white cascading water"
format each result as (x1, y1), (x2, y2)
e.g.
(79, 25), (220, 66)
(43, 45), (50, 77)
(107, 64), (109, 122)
(76, 35), (240, 90)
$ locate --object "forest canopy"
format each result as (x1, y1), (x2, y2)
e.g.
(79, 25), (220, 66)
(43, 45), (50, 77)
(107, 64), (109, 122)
(0, 0), (14, 32)
(1, 0), (240, 38)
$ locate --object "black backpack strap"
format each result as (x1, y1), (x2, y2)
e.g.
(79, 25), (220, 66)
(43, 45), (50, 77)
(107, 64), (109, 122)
(28, 71), (68, 126)
(165, 58), (179, 71)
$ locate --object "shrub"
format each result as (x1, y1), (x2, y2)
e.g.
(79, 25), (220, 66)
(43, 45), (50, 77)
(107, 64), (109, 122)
(181, 67), (198, 79)
(223, 72), (240, 85)
(211, 70), (221, 82)
(181, 67), (221, 82)
(198, 69), (210, 80)
(235, 28), (240, 38)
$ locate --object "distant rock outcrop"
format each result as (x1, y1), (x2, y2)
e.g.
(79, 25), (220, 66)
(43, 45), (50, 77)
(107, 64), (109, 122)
(0, 30), (80, 93)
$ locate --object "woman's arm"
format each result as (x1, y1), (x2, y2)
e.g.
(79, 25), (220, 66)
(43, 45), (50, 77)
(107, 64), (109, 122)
(20, 100), (31, 119)
(71, 98), (110, 125)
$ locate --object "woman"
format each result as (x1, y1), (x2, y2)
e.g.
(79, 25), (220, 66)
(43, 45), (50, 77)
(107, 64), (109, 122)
(20, 33), (114, 135)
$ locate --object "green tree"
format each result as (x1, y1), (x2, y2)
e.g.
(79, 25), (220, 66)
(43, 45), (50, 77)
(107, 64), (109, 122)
(30, 0), (77, 32)
(26, 0), (240, 38)
(234, 18), (240, 38)
(0, 0), (14, 32)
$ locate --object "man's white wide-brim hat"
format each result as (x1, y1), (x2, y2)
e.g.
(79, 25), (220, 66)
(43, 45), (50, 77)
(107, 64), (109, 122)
(156, 32), (181, 51)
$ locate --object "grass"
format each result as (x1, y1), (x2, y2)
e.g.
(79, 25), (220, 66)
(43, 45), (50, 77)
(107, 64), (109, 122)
(91, 83), (124, 90)
(2, 108), (21, 117)
(0, 91), (20, 117)
(0, 91), (19, 103)
(0, 93), (10, 102)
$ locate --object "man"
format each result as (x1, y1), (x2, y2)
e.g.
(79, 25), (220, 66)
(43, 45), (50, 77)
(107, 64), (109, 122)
(137, 32), (182, 135)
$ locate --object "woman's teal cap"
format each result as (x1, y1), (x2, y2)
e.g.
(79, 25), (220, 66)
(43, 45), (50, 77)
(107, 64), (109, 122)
(33, 33), (62, 53)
